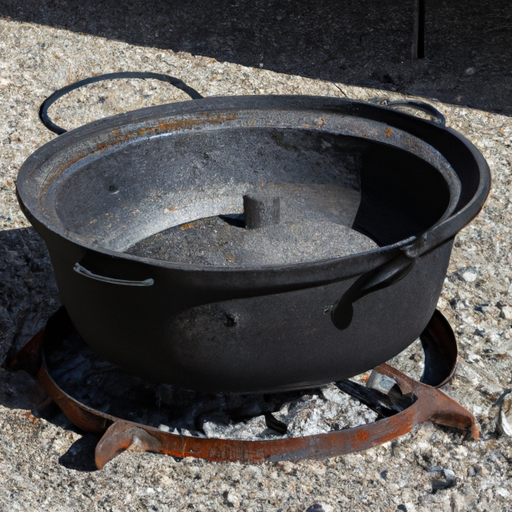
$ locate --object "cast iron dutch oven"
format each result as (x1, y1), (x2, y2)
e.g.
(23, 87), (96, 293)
(17, 90), (490, 393)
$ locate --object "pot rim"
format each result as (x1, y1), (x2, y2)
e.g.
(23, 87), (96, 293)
(17, 95), (491, 283)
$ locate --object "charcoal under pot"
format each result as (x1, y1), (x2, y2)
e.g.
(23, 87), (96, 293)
(16, 95), (490, 392)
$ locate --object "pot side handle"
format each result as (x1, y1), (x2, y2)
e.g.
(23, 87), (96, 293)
(39, 72), (203, 135)
(73, 262), (154, 287)
(331, 237), (425, 330)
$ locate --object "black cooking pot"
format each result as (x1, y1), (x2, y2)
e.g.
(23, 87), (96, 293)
(17, 95), (490, 392)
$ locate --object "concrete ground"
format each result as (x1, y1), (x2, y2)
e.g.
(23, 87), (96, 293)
(0, 2), (511, 511)
(2, 0), (512, 114)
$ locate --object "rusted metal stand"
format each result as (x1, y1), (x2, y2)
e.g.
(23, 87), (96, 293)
(6, 309), (479, 470)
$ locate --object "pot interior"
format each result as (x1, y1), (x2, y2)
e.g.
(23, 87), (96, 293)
(43, 109), (458, 266)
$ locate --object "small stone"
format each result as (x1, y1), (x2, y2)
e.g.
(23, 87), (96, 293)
(398, 505), (417, 512)
(430, 468), (457, 491)
(500, 306), (512, 320)
(452, 446), (468, 459)
(496, 488), (510, 499)
(226, 491), (240, 507)
(276, 460), (296, 474)
(307, 461), (327, 476)
(469, 465), (483, 476)
(437, 297), (449, 309)
(497, 390), (512, 437)
(462, 268), (478, 282)
(306, 504), (333, 512)
(464, 67), (476, 76)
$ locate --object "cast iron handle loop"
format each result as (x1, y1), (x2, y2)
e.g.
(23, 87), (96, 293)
(73, 262), (154, 287)
(331, 235), (426, 330)
(39, 72), (204, 135)
(385, 100), (446, 126)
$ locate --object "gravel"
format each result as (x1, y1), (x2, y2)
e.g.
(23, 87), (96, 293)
(1, 14), (512, 512)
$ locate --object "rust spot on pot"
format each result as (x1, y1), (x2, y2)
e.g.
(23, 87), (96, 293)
(155, 112), (239, 133)
(385, 128), (393, 137)
(40, 113), (239, 193)
(108, 113), (239, 142)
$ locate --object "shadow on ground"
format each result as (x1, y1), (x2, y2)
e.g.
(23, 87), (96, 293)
(0, 227), (95, 470)
(0, 227), (60, 359)
(58, 434), (101, 472)
(1, 0), (511, 114)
